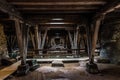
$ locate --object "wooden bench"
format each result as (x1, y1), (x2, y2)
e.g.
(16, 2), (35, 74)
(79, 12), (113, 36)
(0, 61), (21, 80)
(52, 60), (64, 67)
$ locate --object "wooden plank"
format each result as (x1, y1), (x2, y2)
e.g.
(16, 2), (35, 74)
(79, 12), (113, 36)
(0, 61), (21, 80)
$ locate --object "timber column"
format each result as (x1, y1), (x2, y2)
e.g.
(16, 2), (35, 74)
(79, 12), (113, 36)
(14, 18), (30, 75)
(68, 26), (79, 57)
(34, 25), (41, 54)
(86, 16), (104, 74)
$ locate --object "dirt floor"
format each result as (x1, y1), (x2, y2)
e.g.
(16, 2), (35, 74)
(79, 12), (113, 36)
(8, 62), (120, 80)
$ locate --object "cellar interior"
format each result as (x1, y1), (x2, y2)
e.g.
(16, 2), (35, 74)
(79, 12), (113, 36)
(0, 0), (120, 80)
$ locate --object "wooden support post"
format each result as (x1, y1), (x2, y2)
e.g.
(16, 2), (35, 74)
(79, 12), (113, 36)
(14, 19), (23, 59)
(74, 30), (76, 48)
(83, 35), (87, 53)
(68, 31), (74, 48)
(90, 18), (102, 63)
(41, 29), (48, 49)
(34, 25), (40, 54)
(15, 20), (30, 75)
(22, 24), (29, 64)
(15, 19), (29, 65)
(73, 27), (79, 56)
(7, 36), (13, 53)
(74, 27), (79, 49)
(86, 25), (92, 62)
(30, 32), (36, 49)
(39, 31), (42, 48)
(11, 36), (16, 50)
(86, 18), (102, 74)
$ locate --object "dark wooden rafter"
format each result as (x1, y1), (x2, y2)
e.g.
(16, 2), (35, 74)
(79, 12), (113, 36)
(8, 0), (106, 14)
(9, 1), (106, 6)
(16, 5), (100, 10)
(40, 26), (75, 30)
(17, 7), (98, 11)
(95, 0), (120, 19)
(7, 0), (106, 2)
(0, 0), (21, 19)
(24, 15), (84, 25)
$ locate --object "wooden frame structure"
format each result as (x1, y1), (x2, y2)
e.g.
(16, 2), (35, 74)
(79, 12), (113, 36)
(0, 0), (120, 75)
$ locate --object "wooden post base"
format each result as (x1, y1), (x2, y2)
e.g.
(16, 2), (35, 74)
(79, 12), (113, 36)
(86, 62), (99, 74)
(16, 64), (30, 76)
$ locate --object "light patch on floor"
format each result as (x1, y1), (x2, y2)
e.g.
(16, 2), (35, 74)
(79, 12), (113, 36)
(9, 63), (120, 80)
(36, 65), (86, 80)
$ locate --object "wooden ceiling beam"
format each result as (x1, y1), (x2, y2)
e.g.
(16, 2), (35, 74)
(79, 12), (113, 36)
(24, 14), (82, 18)
(7, 0), (106, 2)
(20, 10), (95, 14)
(27, 19), (81, 24)
(15, 5), (102, 8)
(39, 26), (75, 30)
(10, 1), (106, 6)
(17, 7), (98, 11)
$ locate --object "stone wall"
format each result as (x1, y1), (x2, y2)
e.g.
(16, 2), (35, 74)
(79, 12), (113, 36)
(100, 18), (120, 64)
(0, 24), (7, 65)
